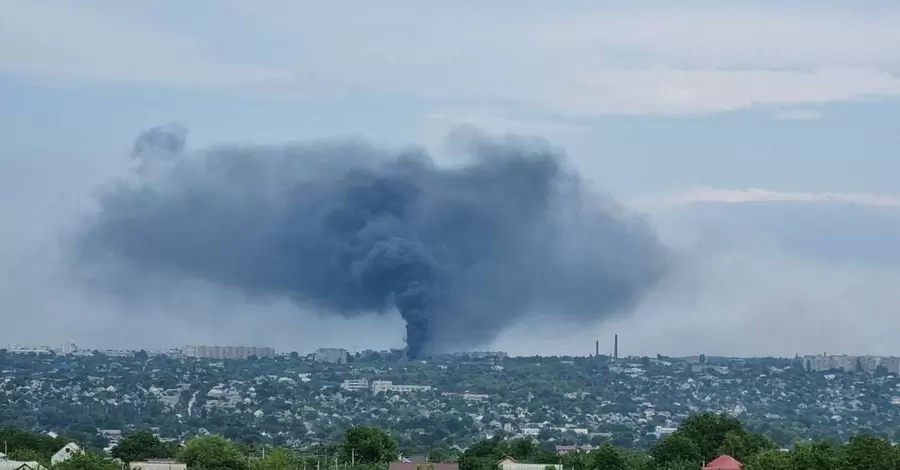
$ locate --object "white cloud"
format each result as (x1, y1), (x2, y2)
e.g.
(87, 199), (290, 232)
(536, 6), (900, 70)
(551, 67), (900, 115)
(772, 109), (823, 121)
(3, 2), (900, 114)
(634, 186), (900, 208)
(0, 3), (283, 89)
(421, 112), (587, 136)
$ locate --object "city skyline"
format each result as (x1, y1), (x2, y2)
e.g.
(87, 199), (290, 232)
(10, 340), (900, 365)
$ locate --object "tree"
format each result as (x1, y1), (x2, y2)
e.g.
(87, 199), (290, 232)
(791, 441), (844, 470)
(560, 452), (589, 470)
(250, 447), (300, 470)
(52, 451), (121, 470)
(590, 444), (625, 470)
(339, 426), (398, 465)
(675, 413), (743, 462)
(842, 434), (895, 470)
(743, 450), (791, 470)
(180, 434), (249, 470)
(7, 448), (48, 467)
(621, 450), (654, 470)
(510, 439), (539, 461)
(0, 427), (68, 463)
(715, 430), (774, 462)
(650, 434), (701, 467)
(111, 429), (172, 463)
(427, 447), (457, 463)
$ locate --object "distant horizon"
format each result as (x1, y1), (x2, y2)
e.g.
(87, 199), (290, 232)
(6, 342), (897, 361)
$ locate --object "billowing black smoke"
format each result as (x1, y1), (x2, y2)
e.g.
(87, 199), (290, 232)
(77, 125), (667, 358)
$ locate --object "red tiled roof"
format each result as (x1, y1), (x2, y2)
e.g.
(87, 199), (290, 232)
(389, 463), (459, 470)
(704, 455), (742, 470)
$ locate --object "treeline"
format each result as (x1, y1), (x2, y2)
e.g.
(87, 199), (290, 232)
(459, 413), (900, 470)
(5, 413), (900, 469)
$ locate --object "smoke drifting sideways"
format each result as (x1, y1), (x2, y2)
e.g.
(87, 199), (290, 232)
(75, 125), (668, 359)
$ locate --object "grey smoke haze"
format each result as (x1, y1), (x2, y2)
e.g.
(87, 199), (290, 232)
(75, 125), (667, 358)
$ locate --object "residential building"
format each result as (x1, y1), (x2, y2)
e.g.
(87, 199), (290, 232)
(389, 463), (458, 470)
(341, 379), (370, 391)
(181, 345), (275, 359)
(884, 357), (900, 374)
(371, 380), (432, 394)
(100, 349), (135, 358)
(555, 445), (592, 455)
(704, 455), (742, 470)
(60, 342), (78, 355)
(498, 457), (561, 470)
(0, 456), (47, 470)
(654, 426), (678, 438)
(51, 443), (80, 466)
(7, 345), (53, 355)
(314, 348), (349, 364)
(804, 354), (900, 373)
(130, 460), (187, 470)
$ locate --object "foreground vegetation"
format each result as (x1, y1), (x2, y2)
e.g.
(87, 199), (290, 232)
(4, 413), (900, 469)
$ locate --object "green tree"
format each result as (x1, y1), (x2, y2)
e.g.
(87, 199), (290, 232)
(590, 444), (625, 470)
(52, 451), (121, 470)
(560, 452), (589, 470)
(339, 426), (398, 465)
(842, 434), (895, 470)
(111, 429), (172, 463)
(658, 460), (701, 470)
(675, 413), (743, 462)
(621, 450), (654, 470)
(743, 450), (792, 470)
(427, 447), (457, 463)
(0, 427), (68, 463)
(180, 434), (249, 470)
(715, 430), (774, 462)
(7, 448), (49, 467)
(791, 441), (844, 470)
(250, 447), (299, 470)
(650, 434), (701, 467)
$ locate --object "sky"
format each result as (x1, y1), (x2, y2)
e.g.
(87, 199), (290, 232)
(1, 1), (900, 357)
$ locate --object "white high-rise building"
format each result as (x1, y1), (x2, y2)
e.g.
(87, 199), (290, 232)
(341, 379), (369, 391)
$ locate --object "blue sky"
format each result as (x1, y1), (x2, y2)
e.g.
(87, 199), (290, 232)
(2, 1), (900, 356)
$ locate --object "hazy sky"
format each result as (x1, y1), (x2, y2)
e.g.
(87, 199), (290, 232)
(2, 1), (900, 357)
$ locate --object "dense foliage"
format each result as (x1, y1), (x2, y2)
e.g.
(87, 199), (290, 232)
(4, 415), (900, 469)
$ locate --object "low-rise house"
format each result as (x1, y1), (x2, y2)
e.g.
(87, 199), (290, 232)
(555, 445), (592, 455)
(0, 453), (47, 470)
(498, 457), (562, 470)
(130, 459), (188, 470)
(50, 443), (81, 466)
(389, 463), (459, 470)
(704, 455), (742, 470)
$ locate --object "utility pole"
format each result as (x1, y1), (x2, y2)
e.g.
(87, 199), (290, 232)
(351, 449), (355, 467)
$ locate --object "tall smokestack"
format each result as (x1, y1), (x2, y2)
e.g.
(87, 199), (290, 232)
(614, 334), (618, 360)
(595, 340), (599, 357)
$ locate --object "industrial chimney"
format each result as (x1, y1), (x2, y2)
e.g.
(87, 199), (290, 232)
(595, 340), (599, 357)
(614, 334), (618, 360)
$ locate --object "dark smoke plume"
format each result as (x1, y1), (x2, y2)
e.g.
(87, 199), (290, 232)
(77, 125), (667, 358)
